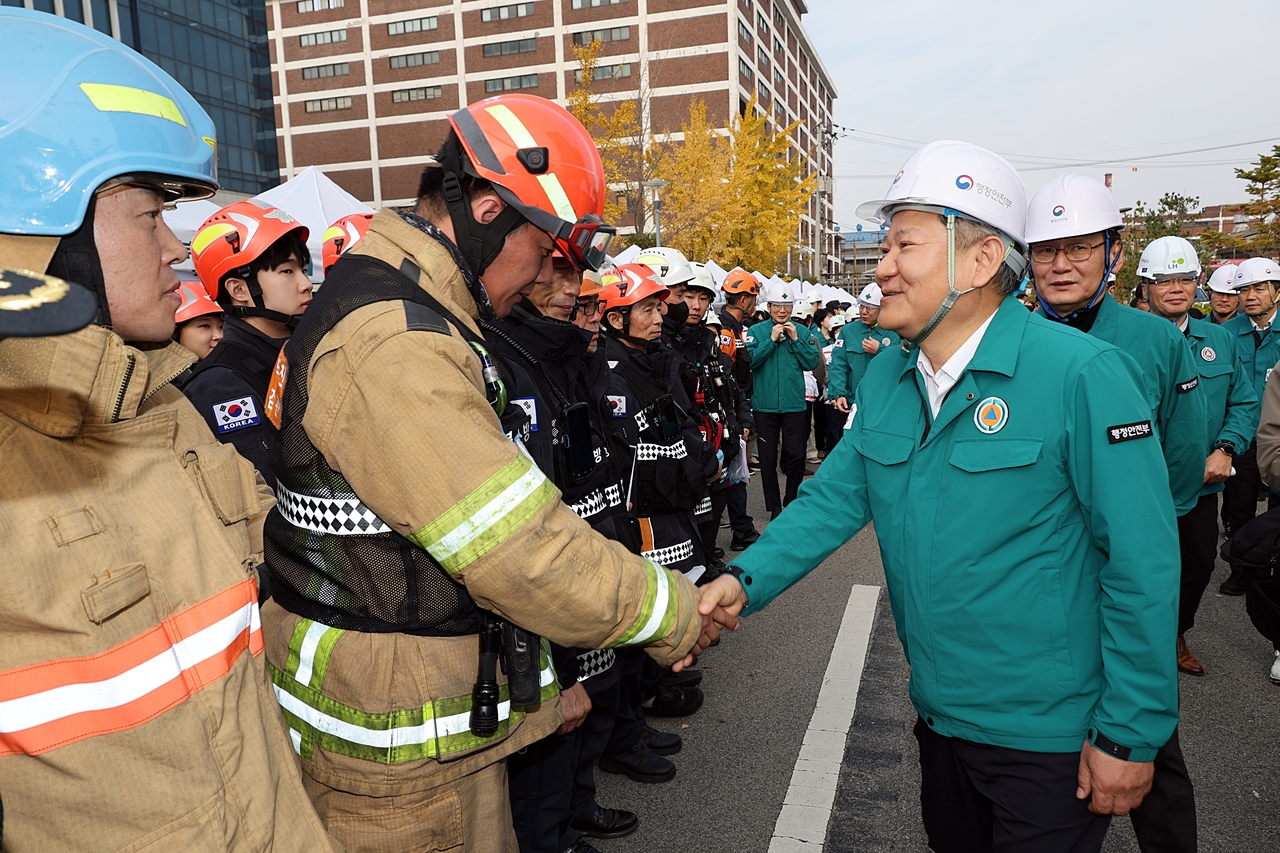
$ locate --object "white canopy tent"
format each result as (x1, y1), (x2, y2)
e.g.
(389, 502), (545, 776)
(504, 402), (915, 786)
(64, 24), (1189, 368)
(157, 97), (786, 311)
(610, 244), (642, 265)
(703, 259), (728, 286)
(252, 166), (375, 282)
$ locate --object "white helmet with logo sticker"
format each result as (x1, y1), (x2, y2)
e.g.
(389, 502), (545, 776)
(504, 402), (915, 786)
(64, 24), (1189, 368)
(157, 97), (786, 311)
(1024, 174), (1124, 246)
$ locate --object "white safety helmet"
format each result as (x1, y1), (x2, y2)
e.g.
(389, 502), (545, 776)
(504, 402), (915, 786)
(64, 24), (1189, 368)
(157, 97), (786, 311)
(634, 247), (696, 288)
(685, 261), (717, 296)
(704, 307), (722, 326)
(858, 282), (884, 308)
(827, 312), (847, 330)
(1137, 236), (1201, 281)
(764, 281), (796, 305)
(1232, 257), (1280, 291)
(1108, 273), (1117, 284)
(844, 305), (860, 323)
(1206, 264), (1238, 295)
(857, 139), (1028, 257)
(1024, 174), (1124, 245)
(792, 300), (815, 319)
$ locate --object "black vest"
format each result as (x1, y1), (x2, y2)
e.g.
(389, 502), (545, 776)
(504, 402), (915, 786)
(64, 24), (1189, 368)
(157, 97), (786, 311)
(264, 253), (518, 636)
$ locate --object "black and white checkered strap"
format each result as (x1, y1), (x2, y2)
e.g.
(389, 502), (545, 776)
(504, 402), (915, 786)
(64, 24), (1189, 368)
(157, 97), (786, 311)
(576, 649), (616, 682)
(276, 483), (391, 536)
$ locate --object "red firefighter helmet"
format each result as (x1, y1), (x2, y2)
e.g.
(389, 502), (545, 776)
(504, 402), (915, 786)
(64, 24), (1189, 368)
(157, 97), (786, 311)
(190, 199), (309, 300)
(321, 213), (374, 273)
(446, 94), (614, 272)
(601, 264), (669, 310)
(722, 269), (761, 296)
(175, 281), (222, 323)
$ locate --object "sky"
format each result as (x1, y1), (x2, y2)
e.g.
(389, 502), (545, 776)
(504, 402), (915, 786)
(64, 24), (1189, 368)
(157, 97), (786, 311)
(801, 0), (1280, 231)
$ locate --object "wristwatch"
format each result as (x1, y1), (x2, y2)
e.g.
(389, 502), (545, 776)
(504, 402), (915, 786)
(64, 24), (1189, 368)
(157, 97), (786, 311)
(1088, 728), (1132, 761)
(1213, 441), (1236, 457)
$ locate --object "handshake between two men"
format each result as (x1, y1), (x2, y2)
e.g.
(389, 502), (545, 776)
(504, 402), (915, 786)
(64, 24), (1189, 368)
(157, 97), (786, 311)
(672, 574), (750, 673)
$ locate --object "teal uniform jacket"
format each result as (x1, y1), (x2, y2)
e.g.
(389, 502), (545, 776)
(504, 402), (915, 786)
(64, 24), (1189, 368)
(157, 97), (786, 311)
(745, 318), (820, 413)
(827, 322), (901, 402)
(1039, 295), (1206, 516)
(1221, 311), (1280, 428)
(1185, 318), (1259, 497)
(731, 297), (1179, 760)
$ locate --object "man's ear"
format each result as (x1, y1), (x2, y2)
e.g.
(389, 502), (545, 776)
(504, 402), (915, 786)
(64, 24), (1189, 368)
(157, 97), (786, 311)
(606, 311), (623, 331)
(971, 234), (1008, 289)
(223, 277), (253, 307)
(1110, 238), (1125, 270)
(472, 194), (505, 225)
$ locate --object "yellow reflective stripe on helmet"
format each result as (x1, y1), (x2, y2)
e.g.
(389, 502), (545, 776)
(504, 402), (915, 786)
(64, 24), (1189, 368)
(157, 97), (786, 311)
(409, 449), (559, 574)
(79, 83), (187, 127)
(537, 173), (578, 222)
(191, 222), (237, 256)
(485, 103), (538, 149)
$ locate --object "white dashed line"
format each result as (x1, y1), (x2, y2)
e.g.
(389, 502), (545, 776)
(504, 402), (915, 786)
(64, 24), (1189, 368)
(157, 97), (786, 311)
(768, 583), (881, 852)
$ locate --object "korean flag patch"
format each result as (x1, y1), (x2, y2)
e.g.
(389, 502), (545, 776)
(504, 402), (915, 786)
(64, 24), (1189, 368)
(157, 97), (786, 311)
(607, 395), (628, 417)
(213, 397), (261, 433)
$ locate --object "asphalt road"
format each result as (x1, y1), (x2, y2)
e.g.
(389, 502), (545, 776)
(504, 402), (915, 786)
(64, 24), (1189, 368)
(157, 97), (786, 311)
(592, 476), (1280, 853)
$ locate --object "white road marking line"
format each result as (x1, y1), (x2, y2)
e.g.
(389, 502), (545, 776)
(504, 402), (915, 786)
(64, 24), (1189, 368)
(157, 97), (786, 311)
(769, 583), (881, 852)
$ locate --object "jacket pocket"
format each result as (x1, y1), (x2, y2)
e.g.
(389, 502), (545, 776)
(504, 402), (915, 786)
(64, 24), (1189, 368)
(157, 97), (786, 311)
(853, 426), (914, 465)
(948, 437), (1043, 472)
(1197, 357), (1234, 381)
(185, 442), (258, 525)
(325, 786), (464, 853)
(43, 506), (105, 546)
(81, 562), (151, 624)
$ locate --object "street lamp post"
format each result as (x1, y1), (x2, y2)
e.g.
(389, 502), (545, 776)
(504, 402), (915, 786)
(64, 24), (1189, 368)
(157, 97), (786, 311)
(641, 178), (670, 247)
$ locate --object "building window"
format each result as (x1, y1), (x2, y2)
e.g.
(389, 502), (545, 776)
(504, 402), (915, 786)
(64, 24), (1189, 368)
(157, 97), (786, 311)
(574, 62), (630, 82)
(572, 0), (625, 6)
(757, 10), (767, 31)
(774, 67), (785, 90)
(485, 73), (539, 92)
(757, 46), (769, 69)
(299, 28), (347, 46)
(301, 62), (349, 79)
(392, 85), (443, 102)
(389, 51), (440, 69)
(480, 3), (534, 22)
(483, 37), (537, 57)
(388, 16), (437, 35)
(304, 96), (352, 112)
(739, 57), (753, 82)
(737, 19), (752, 44)
(774, 34), (785, 54)
(297, 0), (342, 12)
(773, 2), (784, 27)
(572, 25), (629, 45)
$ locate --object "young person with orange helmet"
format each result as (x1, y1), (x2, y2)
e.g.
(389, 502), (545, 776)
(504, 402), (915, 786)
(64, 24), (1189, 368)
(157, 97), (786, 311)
(179, 199), (311, 488)
(258, 95), (715, 850)
(321, 212), (373, 274)
(173, 280), (224, 360)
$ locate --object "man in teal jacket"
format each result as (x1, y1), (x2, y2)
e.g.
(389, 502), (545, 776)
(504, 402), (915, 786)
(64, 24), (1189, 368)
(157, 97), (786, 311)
(1219, 257), (1280, 594)
(828, 282), (901, 415)
(702, 142), (1179, 853)
(745, 281), (819, 517)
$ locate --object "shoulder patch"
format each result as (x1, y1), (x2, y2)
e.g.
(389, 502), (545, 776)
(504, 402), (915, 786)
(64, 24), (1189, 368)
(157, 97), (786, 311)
(1177, 377), (1199, 394)
(1107, 420), (1153, 444)
(833, 338), (844, 347)
(213, 397), (261, 433)
(607, 395), (627, 416)
(404, 300), (450, 335)
(511, 397), (538, 431)
(742, 333), (754, 344)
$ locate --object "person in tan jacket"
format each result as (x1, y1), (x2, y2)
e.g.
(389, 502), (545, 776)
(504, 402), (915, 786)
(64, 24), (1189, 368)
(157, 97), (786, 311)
(0, 11), (340, 852)
(260, 95), (719, 851)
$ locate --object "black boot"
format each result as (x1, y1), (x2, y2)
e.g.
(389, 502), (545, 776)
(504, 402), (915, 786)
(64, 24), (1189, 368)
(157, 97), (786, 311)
(645, 683), (704, 717)
(570, 807), (639, 839)
(730, 528), (760, 550)
(640, 723), (683, 755)
(598, 741), (676, 783)
(1220, 566), (1246, 596)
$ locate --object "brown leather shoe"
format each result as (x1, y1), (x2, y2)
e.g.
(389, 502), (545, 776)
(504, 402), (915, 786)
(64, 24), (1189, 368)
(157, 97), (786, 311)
(1177, 635), (1205, 676)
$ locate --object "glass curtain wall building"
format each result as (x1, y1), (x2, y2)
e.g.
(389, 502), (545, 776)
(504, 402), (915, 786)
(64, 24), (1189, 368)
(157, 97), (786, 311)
(3, 0), (279, 193)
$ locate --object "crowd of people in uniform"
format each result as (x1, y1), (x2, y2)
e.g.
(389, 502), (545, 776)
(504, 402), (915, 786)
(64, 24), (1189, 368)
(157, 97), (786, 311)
(4, 9), (1280, 853)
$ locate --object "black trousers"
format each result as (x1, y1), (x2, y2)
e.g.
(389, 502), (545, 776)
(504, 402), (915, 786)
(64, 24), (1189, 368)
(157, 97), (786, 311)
(1223, 442), (1275, 538)
(1128, 727), (1197, 853)
(698, 487), (731, 558)
(606, 648), (646, 754)
(571, 664), (621, 827)
(825, 403), (846, 454)
(509, 723), (575, 853)
(1178, 493), (1220, 635)
(913, 718), (1110, 853)
(725, 480), (755, 536)
(812, 400), (827, 453)
(756, 410), (809, 513)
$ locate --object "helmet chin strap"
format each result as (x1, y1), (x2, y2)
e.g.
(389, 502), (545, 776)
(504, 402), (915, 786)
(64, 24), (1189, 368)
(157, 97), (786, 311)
(906, 210), (976, 350)
(226, 270), (302, 330)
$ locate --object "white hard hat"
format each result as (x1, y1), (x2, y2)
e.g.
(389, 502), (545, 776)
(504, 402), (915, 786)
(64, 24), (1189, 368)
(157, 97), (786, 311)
(704, 307), (722, 326)
(1024, 174), (1124, 245)
(1108, 273), (1117, 283)
(686, 261), (717, 295)
(1232, 257), (1280, 290)
(858, 282), (884, 307)
(844, 305), (859, 323)
(856, 139), (1029, 253)
(792, 300), (815, 319)
(635, 247), (696, 287)
(1206, 264), (1238, 295)
(827, 312), (847, 329)
(1137, 236), (1201, 281)
(764, 281), (796, 305)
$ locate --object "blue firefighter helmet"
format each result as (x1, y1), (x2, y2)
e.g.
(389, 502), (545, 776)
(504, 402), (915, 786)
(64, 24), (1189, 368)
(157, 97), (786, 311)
(0, 8), (218, 236)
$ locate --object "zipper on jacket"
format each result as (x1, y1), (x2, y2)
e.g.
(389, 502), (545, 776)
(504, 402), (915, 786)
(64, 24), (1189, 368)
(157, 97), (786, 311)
(111, 353), (137, 423)
(141, 360), (194, 405)
(912, 371), (932, 445)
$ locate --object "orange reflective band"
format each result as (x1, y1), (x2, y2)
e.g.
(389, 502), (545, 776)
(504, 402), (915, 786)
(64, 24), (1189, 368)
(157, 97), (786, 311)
(0, 578), (262, 757)
(265, 348), (288, 429)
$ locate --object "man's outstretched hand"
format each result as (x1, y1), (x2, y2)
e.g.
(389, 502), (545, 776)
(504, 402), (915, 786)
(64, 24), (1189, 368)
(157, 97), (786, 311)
(671, 574), (750, 673)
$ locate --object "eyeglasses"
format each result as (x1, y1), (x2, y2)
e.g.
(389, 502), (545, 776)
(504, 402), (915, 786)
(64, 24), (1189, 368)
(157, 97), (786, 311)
(576, 298), (601, 318)
(1030, 240), (1106, 264)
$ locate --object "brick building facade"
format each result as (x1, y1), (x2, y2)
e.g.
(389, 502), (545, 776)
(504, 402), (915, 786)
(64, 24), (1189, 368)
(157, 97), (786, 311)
(267, 0), (839, 276)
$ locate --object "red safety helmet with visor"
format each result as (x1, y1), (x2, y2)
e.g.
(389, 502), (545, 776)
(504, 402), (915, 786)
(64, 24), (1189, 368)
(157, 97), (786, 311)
(322, 212), (373, 273)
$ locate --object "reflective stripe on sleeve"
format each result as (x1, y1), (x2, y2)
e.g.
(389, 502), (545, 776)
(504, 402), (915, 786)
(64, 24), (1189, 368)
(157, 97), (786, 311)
(0, 578), (262, 756)
(409, 449), (558, 574)
(610, 560), (678, 648)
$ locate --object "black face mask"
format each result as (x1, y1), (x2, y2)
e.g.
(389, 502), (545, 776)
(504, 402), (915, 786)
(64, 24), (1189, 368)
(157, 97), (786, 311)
(664, 300), (690, 328)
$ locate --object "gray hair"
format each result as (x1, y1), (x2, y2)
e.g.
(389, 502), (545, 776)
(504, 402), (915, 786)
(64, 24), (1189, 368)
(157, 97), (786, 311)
(942, 215), (1022, 296)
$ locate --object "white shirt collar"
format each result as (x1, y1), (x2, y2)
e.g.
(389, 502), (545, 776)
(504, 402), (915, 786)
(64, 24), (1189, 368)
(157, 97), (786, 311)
(1252, 312), (1275, 333)
(1177, 316), (1190, 333)
(916, 312), (997, 419)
